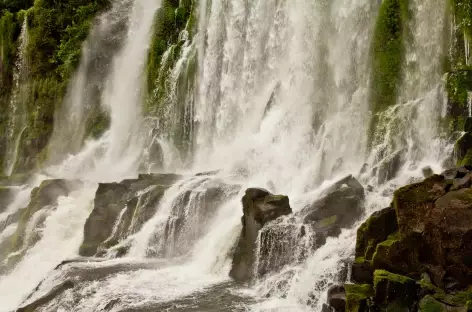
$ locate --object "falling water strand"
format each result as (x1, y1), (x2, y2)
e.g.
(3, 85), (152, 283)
(4, 16), (29, 176)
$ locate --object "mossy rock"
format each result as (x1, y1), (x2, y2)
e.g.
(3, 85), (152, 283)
(445, 70), (472, 132)
(356, 206), (398, 261)
(373, 270), (417, 309)
(456, 133), (472, 164)
(392, 174), (448, 234)
(345, 284), (374, 312)
(419, 296), (447, 312)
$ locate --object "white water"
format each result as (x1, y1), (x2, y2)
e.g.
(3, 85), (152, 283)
(0, 0), (459, 311)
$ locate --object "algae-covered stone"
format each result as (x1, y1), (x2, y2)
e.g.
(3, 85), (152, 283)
(393, 174), (448, 234)
(356, 206), (398, 262)
(419, 295), (467, 312)
(345, 284), (373, 312)
(373, 270), (417, 310)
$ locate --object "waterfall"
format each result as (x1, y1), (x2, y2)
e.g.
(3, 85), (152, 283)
(0, 0), (461, 311)
(47, 0), (133, 163)
(4, 16), (29, 176)
(46, 0), (160, 182)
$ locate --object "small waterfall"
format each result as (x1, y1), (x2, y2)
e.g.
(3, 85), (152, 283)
(47, 0), (132, 163)
(465, 31), (470, 66)
(468, 91), (472, 117)
(47, 0), (161, 181)
(4, 16), (29, 176)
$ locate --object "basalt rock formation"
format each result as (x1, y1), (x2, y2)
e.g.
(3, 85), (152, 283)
(325, 167), (472, 312)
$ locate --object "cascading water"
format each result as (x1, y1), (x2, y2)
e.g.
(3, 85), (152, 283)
(4, 16), (29, 176)
(0, 0), (463, 311)
(0, 0), (160, 310)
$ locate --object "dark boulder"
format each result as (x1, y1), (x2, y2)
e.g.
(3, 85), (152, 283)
(372, 270), (417, 311)
(456, 133), (472, 166)
(79, 173), (181, 257)
(230, 188), (292, 281)
(302, 175), (364, 233)
(327, 285), (346, 312)
(355, 206), (398, 262)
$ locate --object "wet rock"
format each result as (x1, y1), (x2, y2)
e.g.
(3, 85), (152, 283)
(155, 182), (241, 258)
(422, 166), (434, 178)
(355, 207), (398, 261)
(0, 186), (13, 213)
(327, 285), (346, 312)
(16, 280), (75, 312)
(377, 150), (403, 184)
(301, 175), (364, 231)
(342, 166), (472, 311)
(393, 174), (448, 235)
(230, 188), (292, 281)
(465, 117), (472, 133)
(373, 270), (417, 310)
(322, 303), (334, 312)
(195, 169), (220, 176)
(345, 284), (373, 312)
(450, 172), (472, 191)
(17, 259), (167, 311)
(11, 179), (83, 252)
(351, 260), (374, 285)
(456, 133), (472, 166)
(418, 295), (461, 312)
(79, 173), (181, 257)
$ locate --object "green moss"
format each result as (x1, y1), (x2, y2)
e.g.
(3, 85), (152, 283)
(373, 269), (414, 288)
(264, 194), (288, 202)
(466, 300), (472, 311)
(444, 70), (472, 133)
(0, 0), (111, 173)
(345, 284), (374, 312)
(355, 207), (398, 262)
(369, 0), (409, 142)
(318, 215), (338, 227)
(355, 256), (367, 264)
(419, 295), (447, 312)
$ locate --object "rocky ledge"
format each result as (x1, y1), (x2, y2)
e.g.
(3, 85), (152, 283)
(325, 166), (472, 312)
(231, 175), (365, 282)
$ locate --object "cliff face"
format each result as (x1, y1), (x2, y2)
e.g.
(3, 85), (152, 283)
(323, 166), (472, 312)
(0, 0), (197, 175)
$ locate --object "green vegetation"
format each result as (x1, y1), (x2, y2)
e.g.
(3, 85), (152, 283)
(345, 284), (374, 312)
(373, 269), (413, 288)
(369, 0), (409, 141)
(144, 0), (197, 159)
(0, 0), (110, 174)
